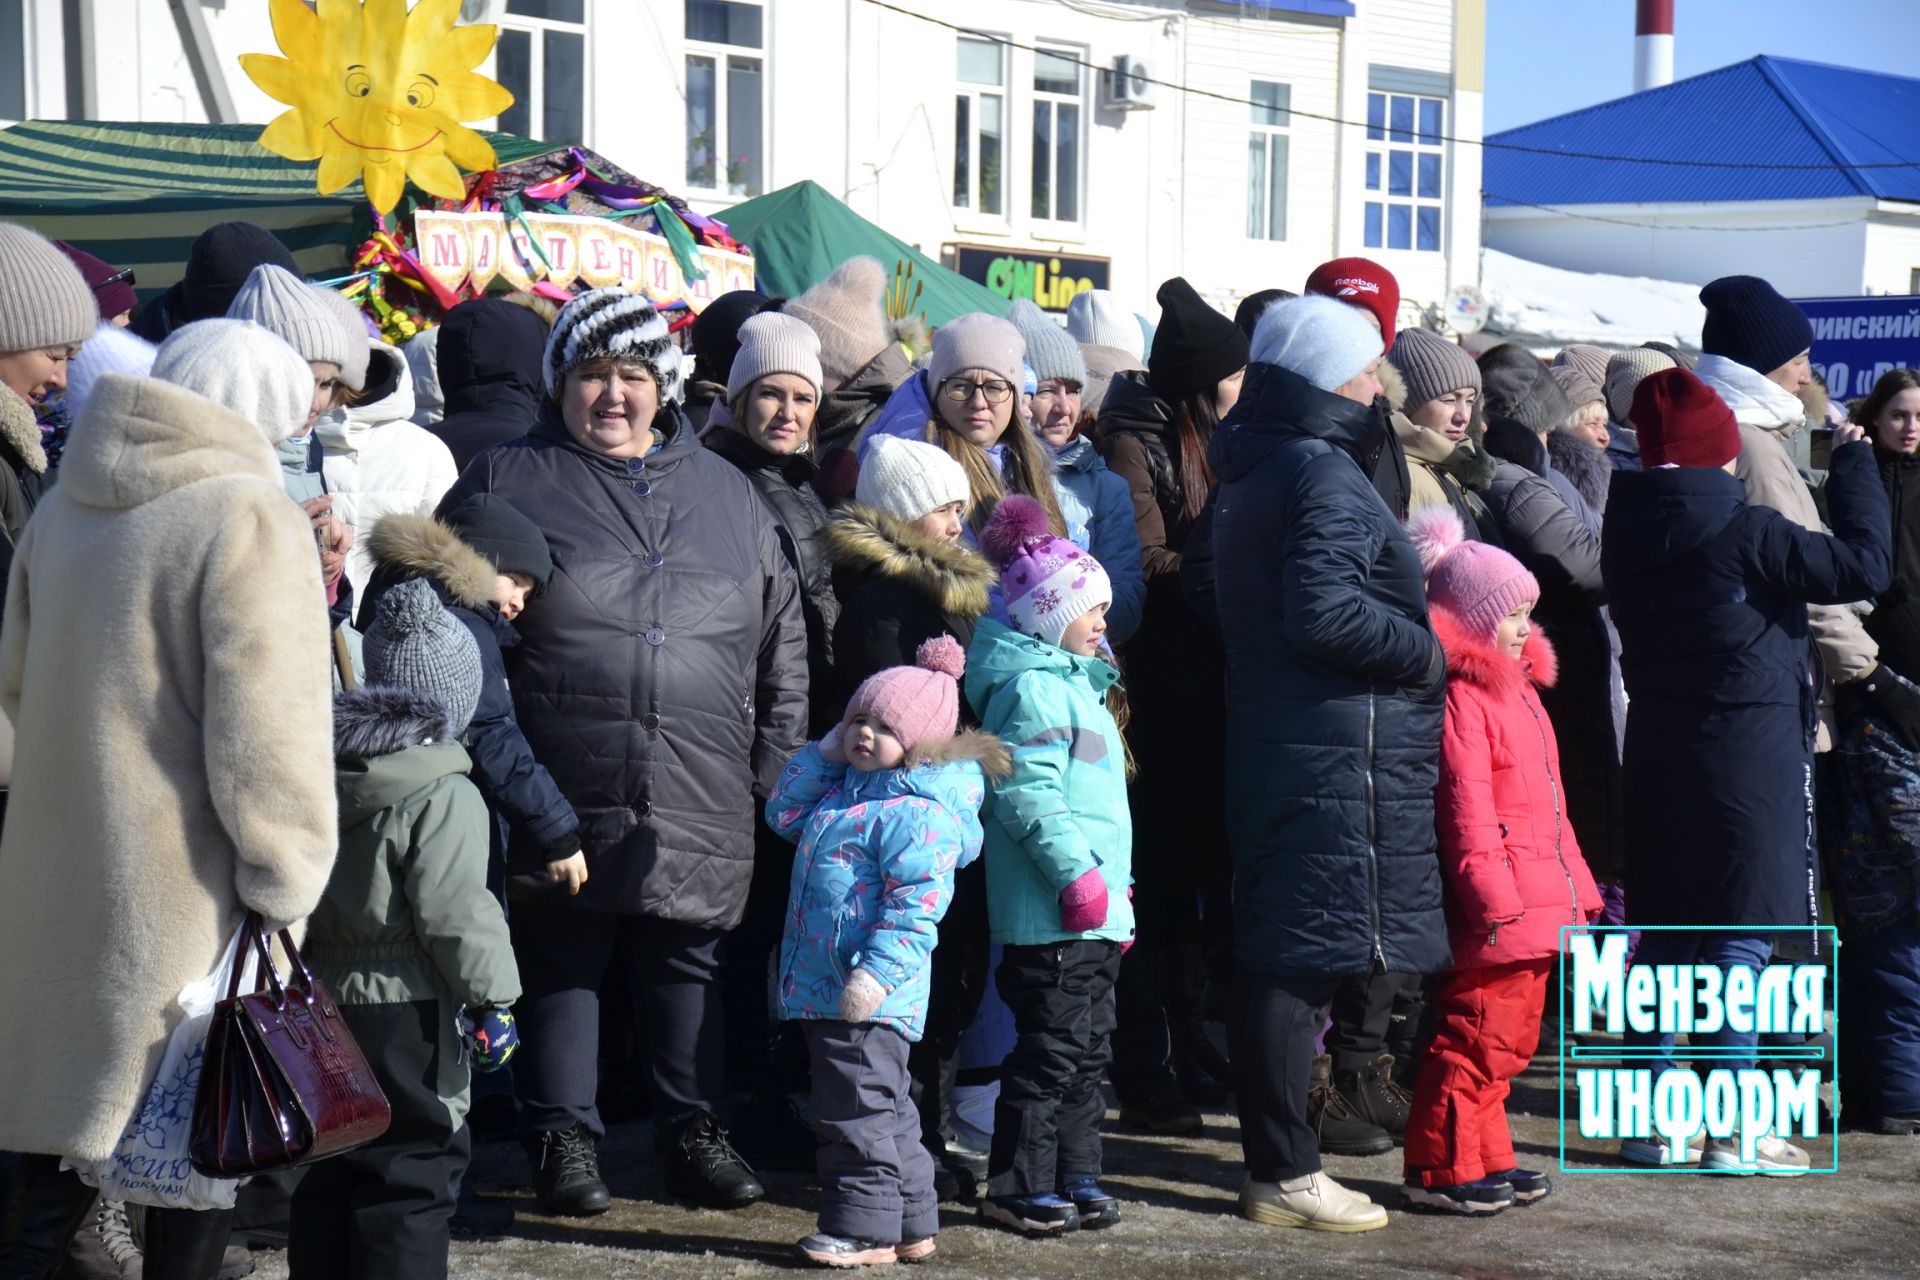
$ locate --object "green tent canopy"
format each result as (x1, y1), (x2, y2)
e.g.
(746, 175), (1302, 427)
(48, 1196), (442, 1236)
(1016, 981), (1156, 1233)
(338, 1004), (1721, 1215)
(719, 180), (1008, 326)
(0, 120), (552, 303)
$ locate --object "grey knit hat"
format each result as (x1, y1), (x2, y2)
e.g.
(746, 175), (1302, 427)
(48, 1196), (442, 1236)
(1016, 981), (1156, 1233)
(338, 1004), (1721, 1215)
(1005, 299), (1088, 389)
(0, 222), (98, 355)
(1603, 347), (1677, 424)
(785, 256), (890, 391)
(227, 264), (371, 391)
(364, 578), (483, 739)
(545, 286), (683, 404)
(1551, 343), (1610, 389)
(1550, 363), (1605, 414)
(1389, 327), (1481, 411)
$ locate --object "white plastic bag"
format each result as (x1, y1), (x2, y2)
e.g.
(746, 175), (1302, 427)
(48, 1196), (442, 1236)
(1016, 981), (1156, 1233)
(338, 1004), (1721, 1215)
(65, 921), (258, 1210)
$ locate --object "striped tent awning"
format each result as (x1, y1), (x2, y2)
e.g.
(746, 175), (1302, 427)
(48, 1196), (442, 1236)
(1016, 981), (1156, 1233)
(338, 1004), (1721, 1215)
(0, 120), (552, 303)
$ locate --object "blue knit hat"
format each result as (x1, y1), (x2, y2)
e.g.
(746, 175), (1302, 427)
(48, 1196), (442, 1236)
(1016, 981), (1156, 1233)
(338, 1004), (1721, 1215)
(1699, 275), (1812, 377)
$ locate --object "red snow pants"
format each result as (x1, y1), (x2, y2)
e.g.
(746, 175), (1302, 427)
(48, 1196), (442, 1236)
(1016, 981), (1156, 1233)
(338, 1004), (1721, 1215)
(1403, 958), (1552, 1187)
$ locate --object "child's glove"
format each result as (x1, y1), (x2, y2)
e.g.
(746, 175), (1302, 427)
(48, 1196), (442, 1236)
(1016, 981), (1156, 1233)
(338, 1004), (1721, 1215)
(464, 1006), (519, 1072)
(838, 970), (887, 1023)
(1059, 869), (1108, 933)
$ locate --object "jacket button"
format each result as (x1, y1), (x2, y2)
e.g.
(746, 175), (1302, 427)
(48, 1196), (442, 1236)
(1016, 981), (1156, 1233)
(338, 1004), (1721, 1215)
(645, 551), (664, 567)
(641, 712), (660, 731)
(636, 799), (652, 817)
(626, 457), (645, 473)
(645, 627), (665, 645)
(632, 480), (651, 497)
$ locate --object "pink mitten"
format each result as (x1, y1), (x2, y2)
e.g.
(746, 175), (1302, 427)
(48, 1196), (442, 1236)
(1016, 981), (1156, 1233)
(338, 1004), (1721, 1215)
(1058, 869), (1108, 933)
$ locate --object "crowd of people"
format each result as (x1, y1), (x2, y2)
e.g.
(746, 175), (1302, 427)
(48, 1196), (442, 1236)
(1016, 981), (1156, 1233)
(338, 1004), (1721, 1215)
(0, 214), (1914, 1278)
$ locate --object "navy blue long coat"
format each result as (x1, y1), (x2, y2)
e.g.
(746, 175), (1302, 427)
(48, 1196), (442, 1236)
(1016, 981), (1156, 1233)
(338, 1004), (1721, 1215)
(1209, 362), (1450, 977)
(1603, 441), (1890, 933)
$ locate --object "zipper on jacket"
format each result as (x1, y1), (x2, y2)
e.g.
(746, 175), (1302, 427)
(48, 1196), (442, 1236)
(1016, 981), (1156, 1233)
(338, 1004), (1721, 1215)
(1526, 696), (1580, 929)
(1802, 761), (1821, 959)
(1365, 689), (1385, 972)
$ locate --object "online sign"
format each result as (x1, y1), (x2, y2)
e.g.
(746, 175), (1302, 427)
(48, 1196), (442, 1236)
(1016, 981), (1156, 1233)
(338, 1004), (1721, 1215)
(1557, 928), (1838, 1173)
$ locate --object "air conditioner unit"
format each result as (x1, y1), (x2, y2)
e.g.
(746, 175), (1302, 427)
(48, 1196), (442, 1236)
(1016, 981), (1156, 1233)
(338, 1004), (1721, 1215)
(1100, 55), (1155, 111)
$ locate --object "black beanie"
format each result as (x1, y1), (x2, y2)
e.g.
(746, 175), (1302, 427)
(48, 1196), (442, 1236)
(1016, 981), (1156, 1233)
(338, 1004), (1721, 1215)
(182, 222), (299, 323)
(1149, 277), (1250, 402)
(691, 289), (779, 384)
(444, 495), (554, 588)
(1233, 288), (1296, 340)
(1699, 275), (1812, 376)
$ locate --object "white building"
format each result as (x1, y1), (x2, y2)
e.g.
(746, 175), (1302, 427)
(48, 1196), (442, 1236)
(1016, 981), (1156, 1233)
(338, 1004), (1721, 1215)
(4, 0), (1487, 317)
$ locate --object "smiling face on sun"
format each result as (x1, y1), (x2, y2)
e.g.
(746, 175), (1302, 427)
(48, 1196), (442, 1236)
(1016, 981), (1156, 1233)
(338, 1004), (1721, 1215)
(241, 0), (515, 214)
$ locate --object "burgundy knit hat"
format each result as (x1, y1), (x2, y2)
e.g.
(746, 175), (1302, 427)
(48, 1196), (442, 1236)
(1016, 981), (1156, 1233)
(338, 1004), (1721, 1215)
(1305, 257), (1400, 349)
(56, 241), (136, 322)
(843, 635), (968, 756)
(1632, 368), (1741, 469)
(1409, 507), (1539, 647)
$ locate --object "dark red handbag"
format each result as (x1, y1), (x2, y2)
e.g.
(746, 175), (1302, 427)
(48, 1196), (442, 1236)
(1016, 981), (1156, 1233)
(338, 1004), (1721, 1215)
(188, 913), (391, 1178)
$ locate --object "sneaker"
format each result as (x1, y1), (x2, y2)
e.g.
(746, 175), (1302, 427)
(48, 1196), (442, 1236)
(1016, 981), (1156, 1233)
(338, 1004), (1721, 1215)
(1238, 1172), (1388, 1232)
(63, 1197), (142, 1278)
(1404, 1176), (1516, 1215)
(1309, 1055), (1393, 1156)
(795, 1234), (897, 1267)
(1618, 1130), (1705, 1166)
(214, 1246), (256, 1280)
(1059, 1174), (1120, 1229)
(1117, 1082), (1204, 1136)
(1334, 1054), (1414, 1138)
(1700, 1135), (1810, 1177)
(1489, 1167), (1552, 1205)
(663, 1109), (766, 1207)
(525, 1122), (612, 1217)
(895, 1236), (937, 1263)
(980, 1193), (1080, 1236)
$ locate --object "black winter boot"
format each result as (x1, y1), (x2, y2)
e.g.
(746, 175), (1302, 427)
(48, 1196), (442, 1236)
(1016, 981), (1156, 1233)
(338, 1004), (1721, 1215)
(662, 1110), (765, 1208)
(525, 1123), (612, 1217)
(1309, 1054), (1393, 1156)
(1334, 1053), (1413, 1138)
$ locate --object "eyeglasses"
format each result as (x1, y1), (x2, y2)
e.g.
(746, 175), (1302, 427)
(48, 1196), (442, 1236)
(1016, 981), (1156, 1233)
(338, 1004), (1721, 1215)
(940, 377), (1015, 405)
(92, 267), (134, 292)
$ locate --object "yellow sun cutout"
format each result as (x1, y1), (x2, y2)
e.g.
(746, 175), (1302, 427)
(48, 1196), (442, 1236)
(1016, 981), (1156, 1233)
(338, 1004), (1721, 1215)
(241, 0), (516, 214)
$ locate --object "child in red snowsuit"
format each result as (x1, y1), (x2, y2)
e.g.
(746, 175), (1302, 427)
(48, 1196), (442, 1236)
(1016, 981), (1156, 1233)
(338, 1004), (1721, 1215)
(1402, 508), (1603, 1215)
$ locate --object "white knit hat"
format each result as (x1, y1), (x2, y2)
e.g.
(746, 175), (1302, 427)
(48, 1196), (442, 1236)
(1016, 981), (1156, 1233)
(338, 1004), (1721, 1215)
(227, 264), (370, 391)
(545, 286), (684, 404)
(65, 322), (157, 420)
(1250, 294), (1384, 393)
(0, 222), (98, 355)
(857, 434), (970, 523)
(1064, 289), (1145, 363)
(726, 311), (824, 401)
(152, 319), (314, 444)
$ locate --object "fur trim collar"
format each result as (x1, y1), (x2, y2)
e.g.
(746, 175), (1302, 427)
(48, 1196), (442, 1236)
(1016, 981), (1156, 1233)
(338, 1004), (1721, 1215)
(1546, 428), (1611, 513)
(366, 512), (496, 610)
(1378, 360), (1409, 414)
(333, 687), (455, 761)
(914, 727), (1012, 778)
(1432, 605), (1558, 697)
(0, 382), (48, 475)
(826, 502), (996, 618)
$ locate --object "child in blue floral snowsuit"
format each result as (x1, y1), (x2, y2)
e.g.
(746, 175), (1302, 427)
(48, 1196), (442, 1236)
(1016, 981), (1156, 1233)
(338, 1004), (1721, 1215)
(767, 635), (1010, 1269)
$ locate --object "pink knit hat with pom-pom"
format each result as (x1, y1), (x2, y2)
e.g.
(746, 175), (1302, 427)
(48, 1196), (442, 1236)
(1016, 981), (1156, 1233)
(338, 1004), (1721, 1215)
(844, 634), (969, 755)
(1408, 507), (1539, 646)
(980, 495), (1112, 647)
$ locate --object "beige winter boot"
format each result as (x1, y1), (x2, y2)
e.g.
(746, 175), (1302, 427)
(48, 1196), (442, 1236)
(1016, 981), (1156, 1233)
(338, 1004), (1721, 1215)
(1238, 1172), (1389, 1232)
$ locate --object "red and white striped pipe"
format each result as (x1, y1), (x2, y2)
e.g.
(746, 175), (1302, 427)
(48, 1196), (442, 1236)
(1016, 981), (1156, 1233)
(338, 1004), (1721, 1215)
(1635, 0), (1675, 92)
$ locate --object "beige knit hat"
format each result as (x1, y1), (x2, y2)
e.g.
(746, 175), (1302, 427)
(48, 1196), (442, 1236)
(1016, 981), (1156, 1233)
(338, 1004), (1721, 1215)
(726, 311), (824, 402)
(0, 222), (99, 354)
(785, 256), (891, 392)
(1603, 347), (1678, 424)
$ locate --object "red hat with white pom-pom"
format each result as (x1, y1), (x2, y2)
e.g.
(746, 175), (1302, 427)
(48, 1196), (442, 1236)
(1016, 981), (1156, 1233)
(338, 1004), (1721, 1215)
(842, 634), (970, 756)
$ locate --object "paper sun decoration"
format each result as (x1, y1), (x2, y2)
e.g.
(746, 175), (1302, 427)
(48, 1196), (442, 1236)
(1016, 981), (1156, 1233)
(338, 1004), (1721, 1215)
(241, 0), (515, 215)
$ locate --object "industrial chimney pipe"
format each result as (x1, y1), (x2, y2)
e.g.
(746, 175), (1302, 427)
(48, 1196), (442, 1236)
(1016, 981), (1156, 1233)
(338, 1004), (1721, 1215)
(1635, 0), (1674, 92)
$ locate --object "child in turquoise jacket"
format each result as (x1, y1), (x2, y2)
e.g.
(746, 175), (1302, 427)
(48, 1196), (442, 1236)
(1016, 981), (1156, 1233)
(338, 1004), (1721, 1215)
(966, 495), (1135, 1238)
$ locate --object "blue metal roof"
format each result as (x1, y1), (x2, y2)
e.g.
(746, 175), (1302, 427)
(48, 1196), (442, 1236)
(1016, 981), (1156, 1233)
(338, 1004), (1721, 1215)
(1483, 56), (1920, 208)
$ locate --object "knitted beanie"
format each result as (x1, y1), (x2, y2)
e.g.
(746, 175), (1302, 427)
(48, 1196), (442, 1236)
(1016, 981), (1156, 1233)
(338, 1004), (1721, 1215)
(1550, 363), (1604, 413)
(182, 222), (299, 323)
(1064, 289), (1145, 362)
(1603, 347), (1677, 423)
(726, 311), (823, 402)
(65, 322), (156, 421)
(691, 289), (778, 385)
(1699, 275), (1812, 376)
(928, 312), (1025, 393)
(1552, 343), (1610, 389)
(1006, 299), (1088, 388)
(55, 241), (137, 322)
(981, 494), (1113, 646)
(152, 319), (314, 445)
(857, 434), (970, 522)
(1233, 288), (1296, 340)
(1079, 343), (1142, 417)
(1250, 295), (1384, 394)
(0, 222), (98, 354)
(228, 265), (368, 388)
(1480, 343), (1573, 435)
(364, 578), (484, 739)
(1409, 507), (1540, 648)
(785, 256), (891, 389)
(443, 494), (554, 587)
(1390, 327), (1482, 410)
(314, 284), (373, 392)
(1304, 257), (1400, 349)
(1632, 368), (1742, 470)
(1148, 276), (1248, 402)
(843, 634), (968, 754)
(544, 286), (684, 403)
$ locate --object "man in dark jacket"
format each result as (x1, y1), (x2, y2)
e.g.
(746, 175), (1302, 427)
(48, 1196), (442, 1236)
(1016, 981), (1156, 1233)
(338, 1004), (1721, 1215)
(432, 298), (551, 471)
(1212, 295), (1449, 1233)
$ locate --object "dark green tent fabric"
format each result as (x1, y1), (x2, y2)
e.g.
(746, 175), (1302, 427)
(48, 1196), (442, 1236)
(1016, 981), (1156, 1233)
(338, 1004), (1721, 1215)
(719, 180), (1008, 326)
(0, 120), (551, 303)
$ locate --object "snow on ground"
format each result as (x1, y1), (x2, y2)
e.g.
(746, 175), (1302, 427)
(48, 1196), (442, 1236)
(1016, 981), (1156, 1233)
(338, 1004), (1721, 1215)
(1481, 248), (1705, 351)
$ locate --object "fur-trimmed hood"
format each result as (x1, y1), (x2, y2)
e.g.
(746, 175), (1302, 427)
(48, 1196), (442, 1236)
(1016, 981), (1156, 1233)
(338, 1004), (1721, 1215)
(911, 726), (1012, 779)
(1546, 427), (1612, 513)
(826, 502), (996, 618)
(1378, 359), (1409, 414)
(0, 381), (48, 475)
(333, 686), (457, 762)
(365, 511), (496, 610)
(1432, 604), (1558, 699)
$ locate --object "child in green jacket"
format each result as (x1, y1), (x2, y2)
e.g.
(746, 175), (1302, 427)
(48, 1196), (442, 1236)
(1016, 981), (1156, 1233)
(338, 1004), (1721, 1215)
(289, 579), (520, 1280)
(966, 495), (1135, 1237)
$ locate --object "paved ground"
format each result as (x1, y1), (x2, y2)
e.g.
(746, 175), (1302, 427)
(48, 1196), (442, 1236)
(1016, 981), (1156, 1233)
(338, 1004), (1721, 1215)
(248, 1048), (1920, 1280)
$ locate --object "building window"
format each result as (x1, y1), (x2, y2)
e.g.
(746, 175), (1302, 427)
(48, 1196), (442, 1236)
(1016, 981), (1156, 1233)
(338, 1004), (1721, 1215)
(685, 0), (765, 196)
(1031, 44), (1082, 223)
(1364, 91), (1445, 252)
(1246, 80), (1289, 241)
(954, 36), (1006, 217)
(496, 0), (586, 146)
